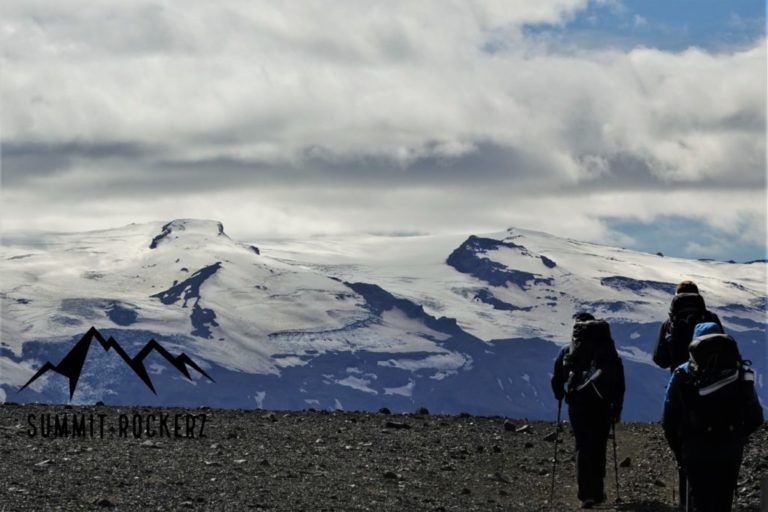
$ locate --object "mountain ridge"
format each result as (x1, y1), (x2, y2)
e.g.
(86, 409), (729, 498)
(1, 219), (764, 419)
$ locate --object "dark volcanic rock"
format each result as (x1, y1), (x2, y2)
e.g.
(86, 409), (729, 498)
(600, 276), (676, 295)
(1, 404), (765, 512)
(446, 236), (553, 290)
(384, 421), (411, 430)
(151, 262), (222, 338)
(472, 289), (532, 312)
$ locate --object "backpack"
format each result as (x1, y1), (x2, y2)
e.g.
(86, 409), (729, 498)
(665, 293), (718, 368)
(678, 333), (755, 437)
(563, 320), (620, 404)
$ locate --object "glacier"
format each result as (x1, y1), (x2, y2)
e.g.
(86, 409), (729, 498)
(1, 219), (764, 421)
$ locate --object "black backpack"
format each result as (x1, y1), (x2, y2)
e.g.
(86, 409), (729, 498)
(665, 293), (718, 368)
(564, 320), (620, 403)
(679, 333), (755, 436)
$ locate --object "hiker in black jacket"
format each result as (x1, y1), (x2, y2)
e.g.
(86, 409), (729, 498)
(662, 322), (763, 512)
(552, 313), (625, 509)
(653, 280), (722, 372)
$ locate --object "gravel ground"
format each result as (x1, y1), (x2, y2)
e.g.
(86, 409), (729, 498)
(1, 404), (765, 511)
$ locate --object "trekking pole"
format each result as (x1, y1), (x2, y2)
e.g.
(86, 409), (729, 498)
(549, 399), (562, 509)
(611, 418), (620, 503)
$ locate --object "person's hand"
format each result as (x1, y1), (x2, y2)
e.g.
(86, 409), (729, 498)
(611, 411), (621, 424)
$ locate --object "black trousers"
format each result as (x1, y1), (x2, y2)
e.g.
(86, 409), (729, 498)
(684, 453), (742, 512)
(677, 466), (688, 511)
(569, 405), (611, 502)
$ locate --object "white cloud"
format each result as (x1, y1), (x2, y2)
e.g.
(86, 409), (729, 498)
(1, 1), (765, 252)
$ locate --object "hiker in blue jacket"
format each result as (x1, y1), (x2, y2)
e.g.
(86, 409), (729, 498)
(654, 281), (723, 510)
(662, 322), (764, 512)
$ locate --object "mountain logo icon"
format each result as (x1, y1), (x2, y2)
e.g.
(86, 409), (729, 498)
(19, 327), (215, 399)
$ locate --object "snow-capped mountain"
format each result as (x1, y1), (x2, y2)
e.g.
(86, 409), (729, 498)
(1, 219), (765, 420)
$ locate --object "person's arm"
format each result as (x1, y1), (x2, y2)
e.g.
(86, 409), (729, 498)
(743, 383), (764, 437)
(550, 348), (566, 401)
(662, 370), (683, 463)
(652, 320), (671, 369)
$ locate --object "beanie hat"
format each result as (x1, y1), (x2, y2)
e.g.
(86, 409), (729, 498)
(676, 280), (699, 294)
(693, 322), (723, 338)
(573, 312), (595, 322)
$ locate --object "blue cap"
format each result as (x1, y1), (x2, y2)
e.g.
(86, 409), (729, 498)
(693, 322), (723, 338)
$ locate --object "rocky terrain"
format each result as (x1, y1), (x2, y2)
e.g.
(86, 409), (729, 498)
(1, 404), (765, 511)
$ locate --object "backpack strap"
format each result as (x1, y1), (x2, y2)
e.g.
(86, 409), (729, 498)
(575, 368), (603, 391)
(698, 371), (739, 396)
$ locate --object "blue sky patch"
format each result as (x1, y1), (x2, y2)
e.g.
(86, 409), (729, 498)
(605, 216), (766, 262)
(523, 0), (765, 51)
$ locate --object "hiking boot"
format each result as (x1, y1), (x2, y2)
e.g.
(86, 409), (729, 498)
(581, 499), (595, 509)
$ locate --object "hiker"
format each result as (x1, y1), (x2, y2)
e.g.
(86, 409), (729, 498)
(551, 313), (625, 509)
(653, 280), (722, 371)
(653, 280), (722, 510)
(662, 322), (763, 512)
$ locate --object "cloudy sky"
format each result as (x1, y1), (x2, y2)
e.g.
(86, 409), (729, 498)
(2, 0), (766, 261)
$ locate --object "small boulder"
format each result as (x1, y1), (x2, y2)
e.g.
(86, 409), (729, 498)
(92, 498), (115, 508)
(542, 431), (558, 442)
(384, 421), (411, 430)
